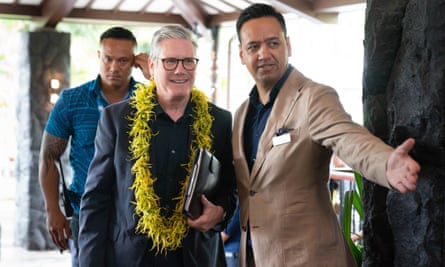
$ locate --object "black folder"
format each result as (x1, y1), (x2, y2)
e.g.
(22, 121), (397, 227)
(183, 148), (221, 219)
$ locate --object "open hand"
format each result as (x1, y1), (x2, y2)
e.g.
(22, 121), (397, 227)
(47, 209), (72, 250)
(134, 53), (151, 79)
(386, 138), (421, 193)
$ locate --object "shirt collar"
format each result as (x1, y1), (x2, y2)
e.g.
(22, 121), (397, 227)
(153, 93), (193, 119)
(90, 74), (137, 98)
(249, 64), (294, 107)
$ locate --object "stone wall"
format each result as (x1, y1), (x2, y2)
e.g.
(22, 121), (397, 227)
(363, 0), (445, 266)
(16, 29), (70, 250)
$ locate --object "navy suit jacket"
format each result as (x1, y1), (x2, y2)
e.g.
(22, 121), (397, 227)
(78, 97), (237, 267)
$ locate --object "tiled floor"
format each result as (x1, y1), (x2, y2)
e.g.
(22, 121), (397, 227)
(0, 175), (71, 266)
(0, 246), (70, 267)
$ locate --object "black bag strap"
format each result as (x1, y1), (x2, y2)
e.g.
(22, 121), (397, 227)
(57, 158), (73, 217)
(57, 158), (66, 188)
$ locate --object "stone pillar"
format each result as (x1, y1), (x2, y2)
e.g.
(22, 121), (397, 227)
(363, 0), (445, 266)
(16, 28), (70, 250)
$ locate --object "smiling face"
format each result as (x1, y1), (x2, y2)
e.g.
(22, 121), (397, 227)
(150, 38), (197, 103)
(239, 16), (291, 92)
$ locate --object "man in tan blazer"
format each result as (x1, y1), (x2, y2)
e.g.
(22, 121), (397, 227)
(232, 4), (421, 267)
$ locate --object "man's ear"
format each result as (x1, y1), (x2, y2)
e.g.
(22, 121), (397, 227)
(148, 57), (155, 78)
(286, 36), (292, 57)
(239, 44), (246, 65)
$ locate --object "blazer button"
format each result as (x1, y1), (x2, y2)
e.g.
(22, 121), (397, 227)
(249, 190), (256, 196)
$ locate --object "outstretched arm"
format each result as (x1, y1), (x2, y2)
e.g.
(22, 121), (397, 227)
(386, 138), (421, 193)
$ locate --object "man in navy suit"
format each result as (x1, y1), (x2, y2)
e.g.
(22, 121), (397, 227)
(78, 25), (237, 267)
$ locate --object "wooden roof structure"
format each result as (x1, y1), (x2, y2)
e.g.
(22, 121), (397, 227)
(0, 0), (367, 105)
(0, 0), (365, 34)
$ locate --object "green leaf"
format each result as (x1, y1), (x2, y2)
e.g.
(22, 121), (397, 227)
(352, 190), (363, 218)
(341, 172), (364, 266)
(342, 190), (353, 238)
(353, 171), (363, 198)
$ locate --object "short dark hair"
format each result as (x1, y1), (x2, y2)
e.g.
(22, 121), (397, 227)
(100, 26), (137, 46)
(236, 3), (287, 42)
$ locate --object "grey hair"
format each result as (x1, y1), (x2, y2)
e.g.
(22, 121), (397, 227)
(150, 25), (198, 59)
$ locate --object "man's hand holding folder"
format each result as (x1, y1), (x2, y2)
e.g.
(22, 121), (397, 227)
(183, 148), (221, 219)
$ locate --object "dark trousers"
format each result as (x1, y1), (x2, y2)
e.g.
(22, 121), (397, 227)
(246, 244), (256, 267)
(69, 213), (79, 267)
(225, 252), (239, 267)
(246, 226), (255, 267)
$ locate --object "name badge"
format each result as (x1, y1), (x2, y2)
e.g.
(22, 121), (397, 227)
(272, 133), (291, 146)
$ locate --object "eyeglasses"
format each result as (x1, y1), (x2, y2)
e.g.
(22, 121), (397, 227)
(159, 57), (199, 71)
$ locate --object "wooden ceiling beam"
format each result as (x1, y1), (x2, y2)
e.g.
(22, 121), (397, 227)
(218, 0), (244, 11)
(0, 0), (367, 29)
(269, 0), (314, 15)
(138, 0), (155, 13)
(0, 3), (40, 17)
(67, 9), (188, 25)
(112, 0), (127, 12)
(171, 0), (208, 35)
(41, 0), (76, 28)
(208, 12), (240, 26)
(268, 0), (341, 24)
(0, 4), (186, 26)
(85, 0), (95, 10)
(201, 1), (224, 13)
(312, 0), (366, 12)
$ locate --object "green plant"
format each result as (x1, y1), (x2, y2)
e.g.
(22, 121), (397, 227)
(342, 171), (364, 266)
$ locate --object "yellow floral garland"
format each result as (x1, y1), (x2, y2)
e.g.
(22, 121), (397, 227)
(128, 79), (214, 254)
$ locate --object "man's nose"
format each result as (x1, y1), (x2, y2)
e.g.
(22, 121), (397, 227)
(258, 44), (271, 59)
(109, 59), (121, 70)
(174, 60), (186, 73)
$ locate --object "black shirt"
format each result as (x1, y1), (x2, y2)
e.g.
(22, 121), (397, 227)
(151, 100), (192, 216)
(244, 64), (294, 171)
(145, 99), (193, 267)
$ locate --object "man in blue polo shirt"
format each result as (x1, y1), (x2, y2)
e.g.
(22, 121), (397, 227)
(38, 26), (150, 267)
(222, 203), (241, 267)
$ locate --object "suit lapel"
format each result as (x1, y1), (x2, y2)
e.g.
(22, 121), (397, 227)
(233, 99), (251, 178)
(249, 69), (305, 181)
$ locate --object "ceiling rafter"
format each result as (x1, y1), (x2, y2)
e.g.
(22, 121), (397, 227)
(0, 3), (40, 16)
(112, 0), (126, 12)
(67, 9), (187, 25)
(0, 0), (366, 35)
(200, 0), (240, 13)
(218, 0), (244, 11)
(167, 5), (177, 14)
(138, 0), (155, 13)
(313, 0), (365, 12)
(201, 1), (224, 13)
(207, 11), (240, 26)
(267, 0), (324, 23)
(85, 0), (95, 10)
(41, 0), (76, 28)
(171, 0), (208, 33)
